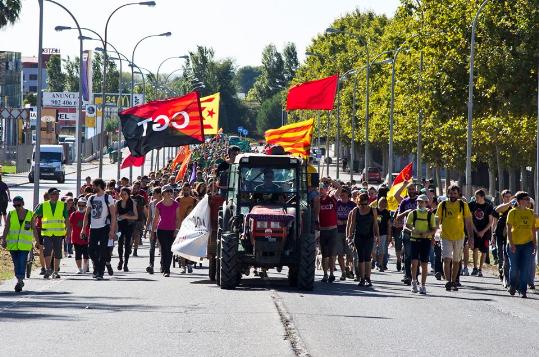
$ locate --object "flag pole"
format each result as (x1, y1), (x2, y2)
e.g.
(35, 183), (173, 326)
(317, 111), (321, 175)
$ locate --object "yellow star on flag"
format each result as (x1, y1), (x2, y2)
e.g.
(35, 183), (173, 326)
(200, 92), (220, 135)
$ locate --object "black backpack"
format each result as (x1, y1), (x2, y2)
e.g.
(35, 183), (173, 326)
(412, 210), (434, 232)
(440, 200), (464, 223)
(88, 194), (112, 225)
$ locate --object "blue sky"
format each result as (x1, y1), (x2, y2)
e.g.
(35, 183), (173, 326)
(1, 0), (400, 72)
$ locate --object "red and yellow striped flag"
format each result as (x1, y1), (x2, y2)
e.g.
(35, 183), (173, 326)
(175, 152), (192, 183)
(264, 118), (314, 158)
(170, 146), (191, 171)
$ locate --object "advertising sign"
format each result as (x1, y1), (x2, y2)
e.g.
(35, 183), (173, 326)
(43, 92), (87, 107)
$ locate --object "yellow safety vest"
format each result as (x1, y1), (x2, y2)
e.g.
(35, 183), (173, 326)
(6, 209), (34, 251)
(41, 200), (66, 237)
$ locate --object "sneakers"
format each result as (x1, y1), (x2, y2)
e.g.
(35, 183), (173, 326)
(328, 274), (336, 283)
(52, 271), (61, 279)
(123, 266), (129, 272)
(371, 260), (376, 269)
(471, 267), (478, 276)
(445, 282), (452, 291)
(529, 283), (536, 290)
(187, 265), (193, 274)
(95, 275), (103, 281)
(106, 263), (114, 276)
(396, 261), (402, 272)
(146, 266), (154, 274)
(358, 278), (365, 287)
(411, 281), (418, 293)
(435, 272), (442, 281)
(133, 250), (138, 257)
(402, 277), (411, 286)
(508, 286), (516, 296)
(117, 261), (123, 271)
(521, 292), (527, 298)
(339, 274), (346, 281)
(451, 282), (459, 291)
(43, 269), (52, 279)
(462, 267), (470, 276)
(181, 267), (186, 274)
(364, 278), (372, 287)
(39, 267), (46, 275)
(77, 268), (83, 274)
(14, 280), (24, 292)
(321, 274), (328, 283)
(419, 286), (427, 295)
(477, 270), (483, 277)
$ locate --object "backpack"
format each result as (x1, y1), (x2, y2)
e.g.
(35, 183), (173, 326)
(440, 200), (464, 224)
(89, 194), (112, 225)
(132, 194), (146, 222)
(412, 210), (433, 232)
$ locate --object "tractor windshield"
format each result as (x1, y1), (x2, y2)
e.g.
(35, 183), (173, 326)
(239, 166), (298, 194)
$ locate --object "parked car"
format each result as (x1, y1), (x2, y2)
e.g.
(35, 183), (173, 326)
(360, 167), (382, 183)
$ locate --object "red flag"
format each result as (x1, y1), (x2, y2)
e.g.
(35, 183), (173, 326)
(119, 92), (204, 157)
(286, 75), (338, 111)
(121, 151), (145, 169)
(175, 152), (192, 183)
(392, 162), (413, 186)
(170, 146), (191, 171)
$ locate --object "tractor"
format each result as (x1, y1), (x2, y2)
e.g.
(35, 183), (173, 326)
(215, 153), (316, 290)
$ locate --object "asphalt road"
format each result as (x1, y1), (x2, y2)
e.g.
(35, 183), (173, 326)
(1, 157), (538, 356)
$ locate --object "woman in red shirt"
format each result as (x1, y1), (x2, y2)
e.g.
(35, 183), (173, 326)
(68, 198), (90, 274)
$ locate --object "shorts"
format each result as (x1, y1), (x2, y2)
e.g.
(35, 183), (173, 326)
(354, 237), (374, 263)
(0, 197), (7, 215)
(393, 227), (403, 251)
(473, 233), (490, 254)
(335, 231), (353, 256)
(319, 229), (337, 258)
(441, 239), (464, 261)
(43, 236), (64, 259)
(74, 244), (89, 260)
(410, 238), (432, 263)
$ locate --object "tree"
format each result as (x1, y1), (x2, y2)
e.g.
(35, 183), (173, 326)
(235, 66), (261, 94)
(255, 92), (285, 134)
(23, 92), (36, 106)
(46, 55), (65, 92)
(283, 42), (299, 83)
(63, 56), (79, 91)
(91, 52), (120, 93)
(0, 0), (21, 29)
(247, 44), (286, 103)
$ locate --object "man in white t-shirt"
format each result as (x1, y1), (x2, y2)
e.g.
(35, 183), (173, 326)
(82, 178), (117, 280)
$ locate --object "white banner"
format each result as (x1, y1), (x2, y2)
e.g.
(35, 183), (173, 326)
(171, 195), (211, 261)
(43, 92), (87, 107)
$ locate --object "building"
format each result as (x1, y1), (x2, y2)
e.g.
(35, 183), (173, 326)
(0, 51), (22, 108)
(22, 56), (48, 95)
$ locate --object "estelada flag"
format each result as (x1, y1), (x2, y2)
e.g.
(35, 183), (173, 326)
(200, 93), (220, 135)
(121, 150), (145, 169)
(119, 92), (204, 157)
(170, 146), (191, 171)
(387, 162), (413, 211)
(264, 118), (314, 158)
(286, 75), (338, 111)
(175, 152), (192, 183)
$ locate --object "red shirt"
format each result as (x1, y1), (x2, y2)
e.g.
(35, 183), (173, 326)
(69, 211), (90, 245)
(319, 195), (338, 230)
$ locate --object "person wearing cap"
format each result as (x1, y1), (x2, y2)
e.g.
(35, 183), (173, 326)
(152, 185), (180, 277)
(216, 145), (241, 197)
(68, 197), (90, 274)
(505, 191), (536, 298)
(1, 196), (37, 292)
(33, 187), (70, 279)
(405, 194), (436, 294)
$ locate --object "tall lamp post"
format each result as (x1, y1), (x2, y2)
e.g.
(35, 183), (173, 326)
(156, 55), (188, 98)
(466, 0), (490, 198)
(46, 0), (86, 194)
(34, 0), (44, 208)
(305, 51), (334, 177)
(98, 1), (156, 179)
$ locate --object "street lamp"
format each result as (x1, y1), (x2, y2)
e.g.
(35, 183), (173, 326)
(47, 0), (85, 195)
(305, 51), (333, 177)
(466, 0), (490, 198)
(98, 1), (157, 179)
(156, 55), (188, 84)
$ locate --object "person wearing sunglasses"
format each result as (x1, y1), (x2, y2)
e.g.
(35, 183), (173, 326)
(1, 196), (38, 292)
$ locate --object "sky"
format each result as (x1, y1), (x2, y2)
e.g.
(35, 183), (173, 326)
(1, 0), (400, 73)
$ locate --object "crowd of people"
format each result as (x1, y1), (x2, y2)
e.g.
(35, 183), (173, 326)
(1, 137), (537, 299)
(310, 176), (537, 298)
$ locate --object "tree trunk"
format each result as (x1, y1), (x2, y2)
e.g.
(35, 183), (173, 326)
(425, 165), (431, 181)
(435, 166), (442, 196)
(496, 145), (505, 193)
(521, 166), (531, 193)
(509, 169), (517, 193)
(382, 148), (388, 178)
(488, 158), (496, 197)
(445, 167), (451, 191)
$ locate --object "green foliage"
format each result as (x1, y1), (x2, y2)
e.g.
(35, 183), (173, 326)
(235, 66), (261, 94)
(105, 117), (119, 134)
(247, 44), (286, 103)
(23, 92), (36, 106)
(46, 55), (65, 92)
(256, 92), (285, 135)
(0, 0), (21, 29)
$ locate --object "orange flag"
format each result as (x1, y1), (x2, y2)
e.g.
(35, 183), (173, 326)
(175, 152), (192, 183)
(170, 146), (191, 171)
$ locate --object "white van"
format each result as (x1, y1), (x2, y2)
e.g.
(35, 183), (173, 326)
(28, 145), (66, 183)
